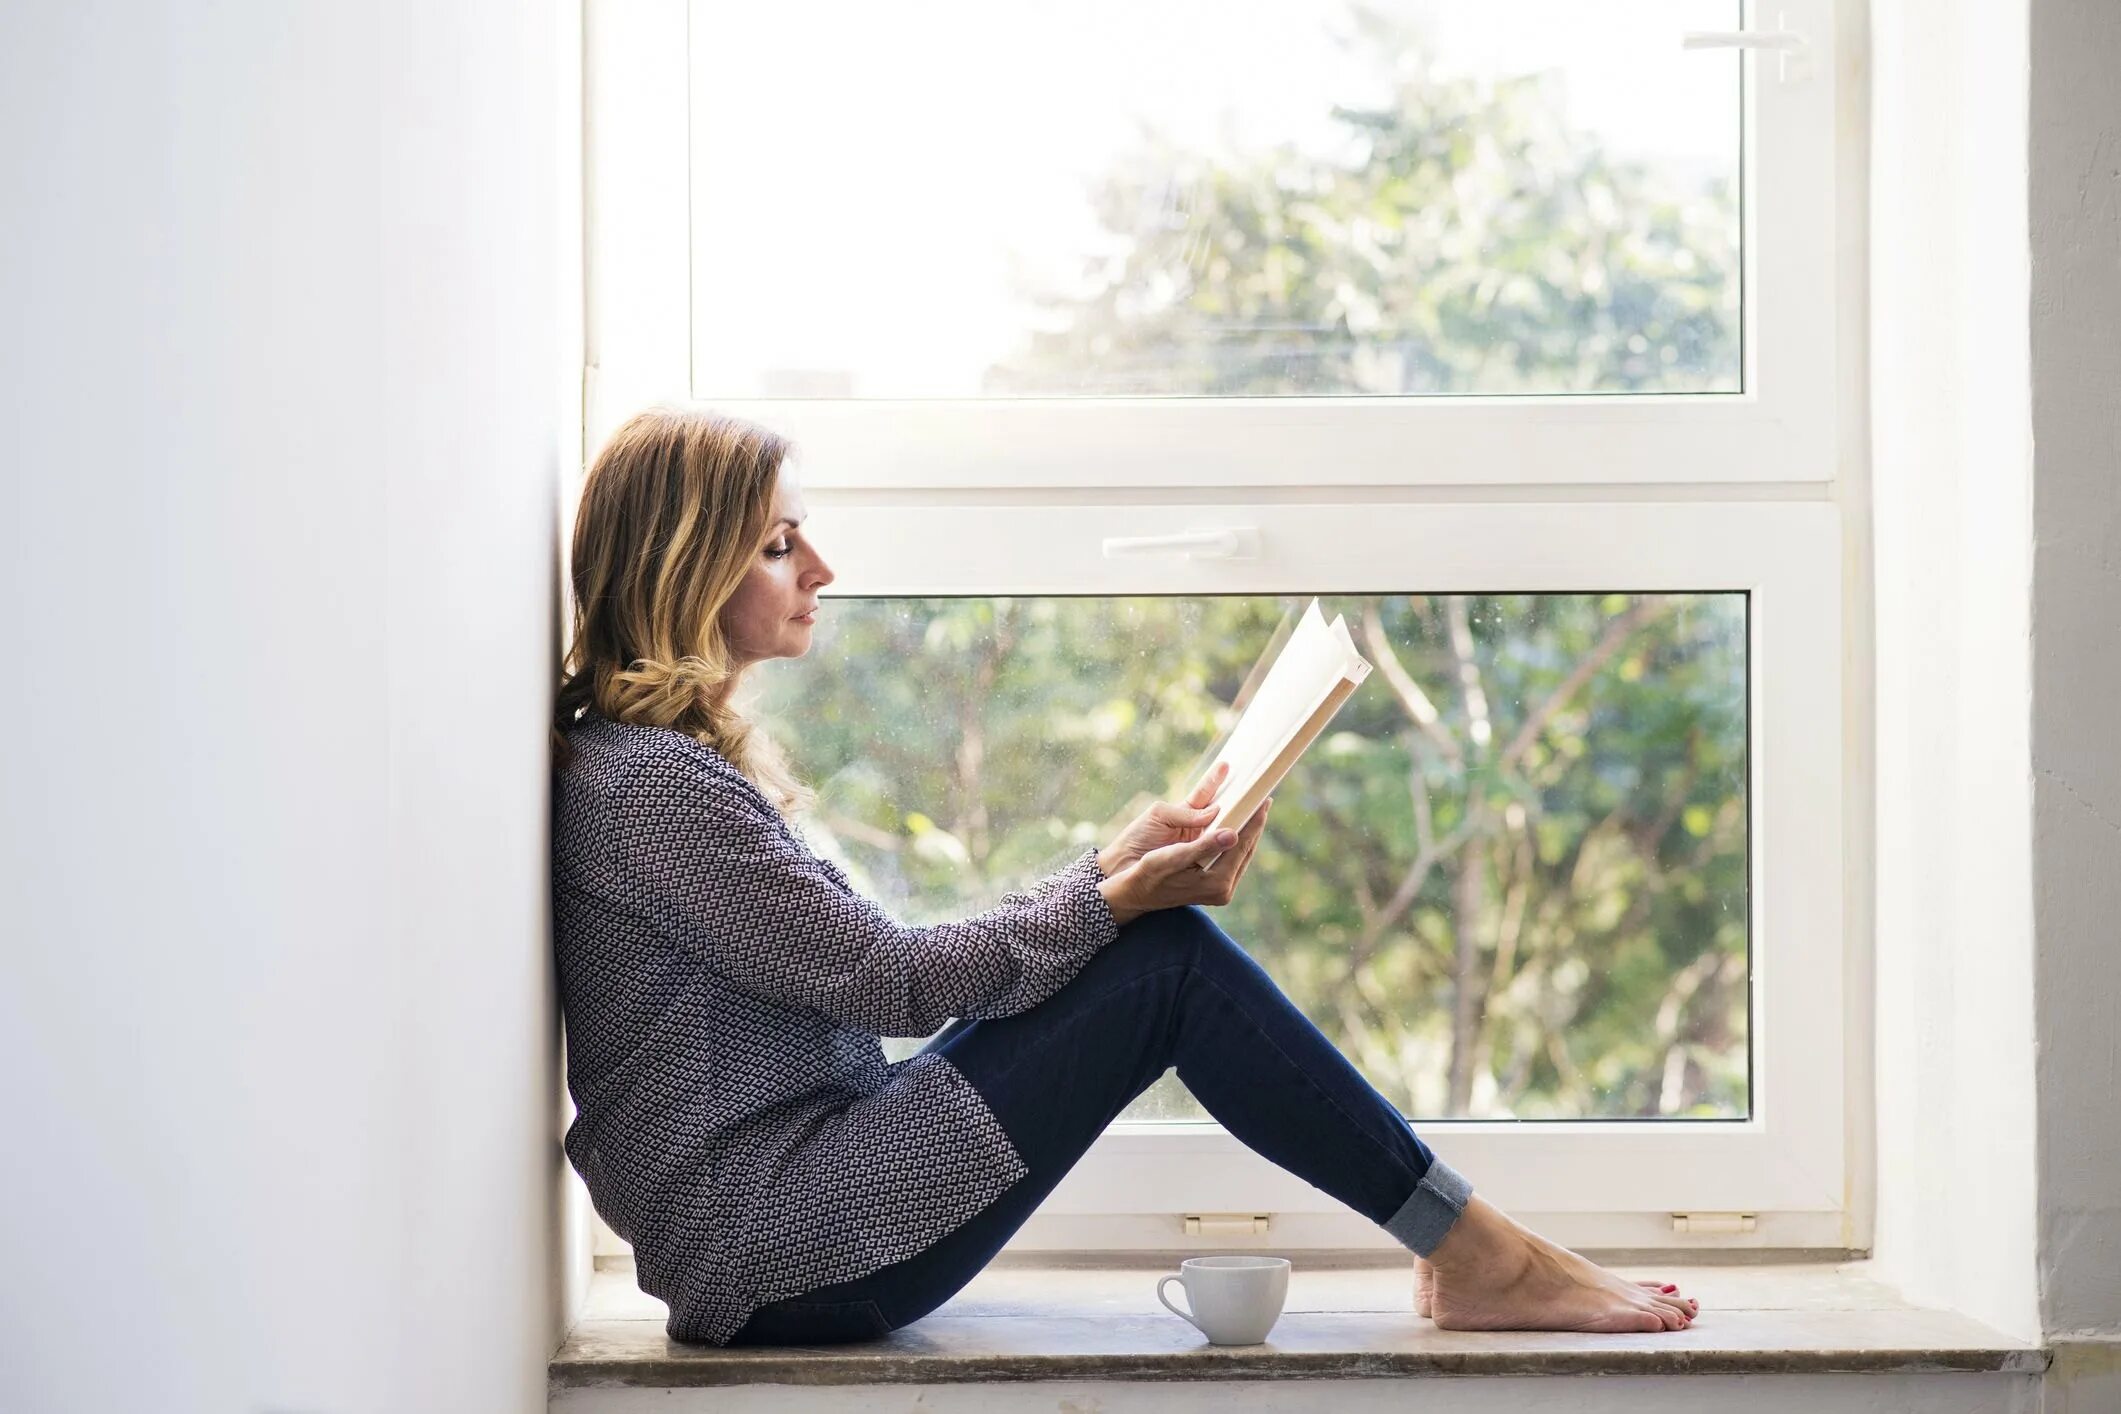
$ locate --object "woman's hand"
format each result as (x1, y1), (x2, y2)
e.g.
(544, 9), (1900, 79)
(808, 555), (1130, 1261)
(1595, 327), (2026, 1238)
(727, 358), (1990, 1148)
(1097, 761), (1232, 879)
(1097, 795), (1273, 927)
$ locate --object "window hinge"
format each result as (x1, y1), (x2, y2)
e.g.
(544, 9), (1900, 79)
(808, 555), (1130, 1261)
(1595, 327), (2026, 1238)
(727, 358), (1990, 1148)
(1184, 1213), (1272, 1237)
(1671, 1211), (1758, 1235)
(1682, 9), (1814, 86)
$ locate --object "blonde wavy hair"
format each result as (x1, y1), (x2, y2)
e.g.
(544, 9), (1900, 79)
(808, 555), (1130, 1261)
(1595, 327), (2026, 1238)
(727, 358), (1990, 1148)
(552, 406), (817, 822)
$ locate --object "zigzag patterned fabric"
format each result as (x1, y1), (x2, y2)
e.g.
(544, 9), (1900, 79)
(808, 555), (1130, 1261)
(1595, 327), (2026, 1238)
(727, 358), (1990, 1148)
(552, 712), (1119, 1344)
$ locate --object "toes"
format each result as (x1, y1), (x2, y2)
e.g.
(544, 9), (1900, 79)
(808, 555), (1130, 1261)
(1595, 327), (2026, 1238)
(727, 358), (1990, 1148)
(1638, 1280), (1699, 1317)
(1625, 1288), (1693, 1330)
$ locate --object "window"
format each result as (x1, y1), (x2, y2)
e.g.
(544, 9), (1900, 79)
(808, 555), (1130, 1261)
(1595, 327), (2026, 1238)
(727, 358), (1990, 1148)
(762, 590), (1751, 1124)
(582, 0), (1849, 1253)
(691, 4), (1741, 402)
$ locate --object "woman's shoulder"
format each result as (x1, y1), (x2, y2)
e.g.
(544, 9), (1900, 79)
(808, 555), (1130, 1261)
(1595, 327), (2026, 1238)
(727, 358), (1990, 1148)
(568, 713), (771, 812)
(567, 709), (723, 763)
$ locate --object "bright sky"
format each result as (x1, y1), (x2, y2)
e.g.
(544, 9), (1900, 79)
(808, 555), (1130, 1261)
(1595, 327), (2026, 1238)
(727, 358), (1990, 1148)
(691, 1), (1742, 396)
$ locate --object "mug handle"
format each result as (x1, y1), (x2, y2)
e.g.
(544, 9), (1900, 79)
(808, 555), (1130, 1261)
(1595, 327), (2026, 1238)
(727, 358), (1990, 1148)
(1157, 1274), (1206, 1337)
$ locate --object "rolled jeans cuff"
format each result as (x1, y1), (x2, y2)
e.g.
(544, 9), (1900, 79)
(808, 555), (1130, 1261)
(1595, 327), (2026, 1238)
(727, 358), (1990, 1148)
(1383, 1157), (1473, 1257)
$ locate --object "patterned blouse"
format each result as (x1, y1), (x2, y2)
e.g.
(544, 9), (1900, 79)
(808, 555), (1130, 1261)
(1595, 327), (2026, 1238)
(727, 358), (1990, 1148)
(551, 712), (1120, 1344)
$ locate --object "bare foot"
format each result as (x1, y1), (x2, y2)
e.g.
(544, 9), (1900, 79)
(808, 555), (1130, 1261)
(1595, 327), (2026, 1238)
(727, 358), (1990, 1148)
(1417, 1250), (1684, 1321)
(1425, 1196), (1700, 1333)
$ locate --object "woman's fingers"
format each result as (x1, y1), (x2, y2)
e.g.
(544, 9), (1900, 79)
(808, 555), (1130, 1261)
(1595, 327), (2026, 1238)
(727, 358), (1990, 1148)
(1191, 804), (1264, 900)
(1223, 798), (1271, 848)
(1131, 792), (1270, 908)
(1162, 823), (1237, 877)
(1200, 823), (1239, 860)
(1154, 799), (1217, 834)
(1187, 761), (1230, 809)
(1215, 799), (1271, 876)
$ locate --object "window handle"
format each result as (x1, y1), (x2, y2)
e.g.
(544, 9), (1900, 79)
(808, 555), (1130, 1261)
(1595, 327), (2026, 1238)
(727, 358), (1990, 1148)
(1682, 10), (1813, 85)
(1101, 527), (1260, 561)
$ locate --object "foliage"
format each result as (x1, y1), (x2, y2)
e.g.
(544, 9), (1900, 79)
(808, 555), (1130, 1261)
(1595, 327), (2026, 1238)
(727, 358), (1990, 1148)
(757, 593), (1748, 1122)
(982, 5), (1738, 397)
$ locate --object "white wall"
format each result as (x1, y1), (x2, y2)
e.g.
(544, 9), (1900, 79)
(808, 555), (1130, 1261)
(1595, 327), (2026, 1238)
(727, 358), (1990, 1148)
(0, 4), (576, 1412)
(1867, 0), (2044, 1342)
(2027, 0), (2121, 1352)
(1872, 0), (2121, 1367)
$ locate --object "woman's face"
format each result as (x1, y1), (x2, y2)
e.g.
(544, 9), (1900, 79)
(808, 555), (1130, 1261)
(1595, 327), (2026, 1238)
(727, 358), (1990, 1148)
(719, 466), (834, 667)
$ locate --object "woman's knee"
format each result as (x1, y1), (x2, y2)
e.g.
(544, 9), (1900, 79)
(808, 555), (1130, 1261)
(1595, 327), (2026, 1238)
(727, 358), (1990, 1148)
(1136, 907), (1284, 1002)
(1115, 904), (1242, 966)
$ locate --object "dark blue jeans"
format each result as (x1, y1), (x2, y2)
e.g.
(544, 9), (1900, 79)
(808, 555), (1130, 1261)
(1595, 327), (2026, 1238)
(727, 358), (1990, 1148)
(724, 903), (1473, 1346)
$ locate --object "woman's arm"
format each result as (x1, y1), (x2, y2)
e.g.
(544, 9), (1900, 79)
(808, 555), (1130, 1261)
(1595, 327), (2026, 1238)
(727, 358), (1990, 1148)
(608, 747), (1121, 1037)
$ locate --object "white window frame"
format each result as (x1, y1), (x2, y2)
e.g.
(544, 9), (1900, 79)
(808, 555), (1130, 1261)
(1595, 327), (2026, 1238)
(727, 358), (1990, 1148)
(801, 500), (1844, 1255)
(579, 0), (1854, 1255)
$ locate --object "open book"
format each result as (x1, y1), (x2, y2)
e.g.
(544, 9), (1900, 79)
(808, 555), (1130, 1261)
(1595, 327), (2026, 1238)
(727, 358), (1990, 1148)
(1188, 598), (1374, 871)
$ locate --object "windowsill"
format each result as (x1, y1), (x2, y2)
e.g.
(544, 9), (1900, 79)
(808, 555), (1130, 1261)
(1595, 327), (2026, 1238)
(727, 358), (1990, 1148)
(551, 1254), (2047, 1389)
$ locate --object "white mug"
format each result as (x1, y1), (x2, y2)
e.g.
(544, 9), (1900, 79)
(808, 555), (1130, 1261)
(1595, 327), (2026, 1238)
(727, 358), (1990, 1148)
(1155, 1255), (1291, 1345)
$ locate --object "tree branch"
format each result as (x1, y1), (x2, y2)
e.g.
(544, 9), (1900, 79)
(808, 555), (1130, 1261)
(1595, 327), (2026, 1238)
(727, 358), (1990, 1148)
(1499, 594), (1675, 774)
(1360, 602), (1461, 767)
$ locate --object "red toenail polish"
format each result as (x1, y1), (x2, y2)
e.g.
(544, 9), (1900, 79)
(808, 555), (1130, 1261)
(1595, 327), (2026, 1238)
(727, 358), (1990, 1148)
(1663, 1284), (1677, 1292)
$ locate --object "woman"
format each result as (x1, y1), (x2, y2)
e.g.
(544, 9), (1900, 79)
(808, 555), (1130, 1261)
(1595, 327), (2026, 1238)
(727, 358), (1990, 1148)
(551, 406), (1698, 1347)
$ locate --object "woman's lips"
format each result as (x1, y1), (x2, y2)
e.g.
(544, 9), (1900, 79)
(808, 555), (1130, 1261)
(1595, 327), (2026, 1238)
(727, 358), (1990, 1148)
(793, 609), (817, 623)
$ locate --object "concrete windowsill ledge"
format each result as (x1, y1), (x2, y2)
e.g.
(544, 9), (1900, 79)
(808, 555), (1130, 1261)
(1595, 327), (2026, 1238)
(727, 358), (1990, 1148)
(551, 1254), (2046, 1390)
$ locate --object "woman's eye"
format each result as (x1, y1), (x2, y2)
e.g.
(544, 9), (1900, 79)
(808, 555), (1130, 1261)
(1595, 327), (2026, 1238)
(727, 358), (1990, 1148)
(766, 543), (791, 559)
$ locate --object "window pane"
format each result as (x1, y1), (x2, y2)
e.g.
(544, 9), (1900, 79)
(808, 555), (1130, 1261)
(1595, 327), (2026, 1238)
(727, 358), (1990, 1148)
(695, 1), (1741, 400)
(755, 594), (1750, 1121)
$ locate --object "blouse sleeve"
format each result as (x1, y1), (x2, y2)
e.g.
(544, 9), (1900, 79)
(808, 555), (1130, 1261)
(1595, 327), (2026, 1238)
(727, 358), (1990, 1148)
(608, 748), (1121, 1037)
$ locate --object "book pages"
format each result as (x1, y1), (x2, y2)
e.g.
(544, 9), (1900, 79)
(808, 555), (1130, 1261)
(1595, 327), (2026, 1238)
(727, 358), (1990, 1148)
(1191, 599), (1374, 868)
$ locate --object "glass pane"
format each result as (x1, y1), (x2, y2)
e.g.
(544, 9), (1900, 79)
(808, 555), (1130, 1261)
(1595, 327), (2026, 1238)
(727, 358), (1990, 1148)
(754, 594), (1750, 1121)
(695, 1), (1741, 400)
